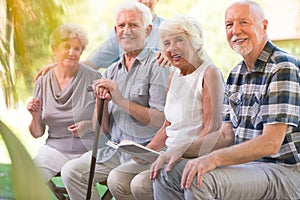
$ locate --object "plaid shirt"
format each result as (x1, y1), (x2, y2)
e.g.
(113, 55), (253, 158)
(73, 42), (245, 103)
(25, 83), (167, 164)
(224, 41), (300, 165)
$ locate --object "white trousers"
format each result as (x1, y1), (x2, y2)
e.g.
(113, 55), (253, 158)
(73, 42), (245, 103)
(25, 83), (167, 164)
(33, 145), (82, 182)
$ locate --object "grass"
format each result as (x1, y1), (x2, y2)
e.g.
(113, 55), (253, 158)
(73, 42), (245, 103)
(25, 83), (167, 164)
(0, 163), (13, 199)
(0, 163), (111, 200)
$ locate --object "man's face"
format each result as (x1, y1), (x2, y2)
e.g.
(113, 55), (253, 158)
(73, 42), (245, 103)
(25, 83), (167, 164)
(114, 9), (150, 52)
(225, 4), (266, 57)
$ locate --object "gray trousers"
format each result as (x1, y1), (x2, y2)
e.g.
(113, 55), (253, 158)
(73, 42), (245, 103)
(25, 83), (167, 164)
(153, 159), (300, 200)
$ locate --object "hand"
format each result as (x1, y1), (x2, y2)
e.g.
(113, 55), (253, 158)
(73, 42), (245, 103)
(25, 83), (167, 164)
(33, 63), (56, 81)
(156, 51), (171, 67)
(93, 79), (123, 104)
(150, 147), (183, 180)
(180, 155), (216, 189)
(93, 79), (111, 100)
(27, 98), (42, 117)
(68, 120), (93, 137)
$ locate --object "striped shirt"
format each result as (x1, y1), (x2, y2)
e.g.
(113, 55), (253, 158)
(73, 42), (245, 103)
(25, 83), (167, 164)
(224, 41), (300, 165)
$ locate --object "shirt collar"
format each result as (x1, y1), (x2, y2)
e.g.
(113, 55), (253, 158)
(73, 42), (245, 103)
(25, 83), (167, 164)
(118, 47), (152, 69)
(241, 41), (275, 73)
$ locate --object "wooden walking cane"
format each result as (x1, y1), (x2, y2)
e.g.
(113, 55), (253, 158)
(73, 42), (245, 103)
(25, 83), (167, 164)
(86, 92), (105, 200)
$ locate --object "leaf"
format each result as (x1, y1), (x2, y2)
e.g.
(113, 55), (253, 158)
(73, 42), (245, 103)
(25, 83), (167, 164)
(0, 120), (51, 200)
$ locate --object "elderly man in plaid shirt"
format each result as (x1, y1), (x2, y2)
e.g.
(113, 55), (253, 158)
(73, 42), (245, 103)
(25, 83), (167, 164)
(150, 1), (300, 199)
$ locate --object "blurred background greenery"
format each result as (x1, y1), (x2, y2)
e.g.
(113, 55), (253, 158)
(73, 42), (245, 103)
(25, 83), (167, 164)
(0, 0), (299, 198)
(1, 0), (300, 168)
(1, 0), (299, 109)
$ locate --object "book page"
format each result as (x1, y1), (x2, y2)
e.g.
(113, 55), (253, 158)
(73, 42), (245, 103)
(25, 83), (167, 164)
(105, 140), (159, 162)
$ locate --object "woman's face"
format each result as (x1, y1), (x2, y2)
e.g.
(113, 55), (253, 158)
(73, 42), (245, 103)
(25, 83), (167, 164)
(162, 32), (195, 70)
(53, 38), (83, 67)
(137, 0), (158, 14)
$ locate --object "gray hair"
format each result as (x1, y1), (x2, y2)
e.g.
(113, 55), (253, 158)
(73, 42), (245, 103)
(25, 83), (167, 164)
(159, 15), (205, 59)
(50, 23), (89, 50)
(114, 1), (152, 28)
(228, 0), (265, 21)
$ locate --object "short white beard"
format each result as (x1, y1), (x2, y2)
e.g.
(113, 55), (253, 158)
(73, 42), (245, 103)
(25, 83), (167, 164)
(233, 44), (252, 56)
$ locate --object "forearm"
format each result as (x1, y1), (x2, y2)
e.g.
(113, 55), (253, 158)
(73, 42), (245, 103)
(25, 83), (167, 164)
(208, 124), (287, 167)
(183, 123), (234, 158)
(28, 116), (45, 138)
(81, 60), (98, 70)
(147, 120), (169, 151)
(117, 98), (165, 129)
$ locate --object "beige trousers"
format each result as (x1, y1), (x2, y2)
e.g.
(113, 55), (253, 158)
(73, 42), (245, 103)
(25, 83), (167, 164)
(107, 160), (153, 200)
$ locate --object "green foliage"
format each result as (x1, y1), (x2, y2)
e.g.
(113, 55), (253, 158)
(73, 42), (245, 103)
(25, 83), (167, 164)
(0, 163), (13, 199)
(1, 0), (300, 107)
(0, 120), (51, 199)
(0, 0), (67, 107)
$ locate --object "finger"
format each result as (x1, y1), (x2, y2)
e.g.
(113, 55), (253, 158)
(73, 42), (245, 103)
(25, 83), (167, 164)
(156, 51), (162, 60)
(181, 162), (196, 189)
(196, 171), (204, 188)
(184, 166), (197, 189)
(150, 158), (165, 179)
(150, 163), (159, 180)
(33, 70), (43, 82)
(157, 56), (164, 65)
(160, 59), (169, 67)
(101, 88), (111, 100)
(166, 157), (181, 172)
(104, 93), (111, 100)
(181, 164), (189, 189)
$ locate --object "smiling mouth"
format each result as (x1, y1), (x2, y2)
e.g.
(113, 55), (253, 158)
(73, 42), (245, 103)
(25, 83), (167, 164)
(172, 53), (183, 58)
(121, 36), (135, 41)
(232, 38), (247, 43)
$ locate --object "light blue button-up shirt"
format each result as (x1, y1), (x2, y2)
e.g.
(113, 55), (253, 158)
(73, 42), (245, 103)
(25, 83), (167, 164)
(96, 48), (169, 163)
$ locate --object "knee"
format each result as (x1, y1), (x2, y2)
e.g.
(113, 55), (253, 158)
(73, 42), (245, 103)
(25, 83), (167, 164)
(130, 174), (143, 194)
(131, 172), (152, 198)
(61, 159), (79, 184)
(107, 169), (127, 192)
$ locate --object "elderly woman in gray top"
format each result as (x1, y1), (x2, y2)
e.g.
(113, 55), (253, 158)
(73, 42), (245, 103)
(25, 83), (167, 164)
(27, 23), (101, 182)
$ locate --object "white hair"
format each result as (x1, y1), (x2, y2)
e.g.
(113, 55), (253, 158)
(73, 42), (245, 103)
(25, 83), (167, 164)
(114, 0), (152, 28)
(159, 15), (205, 59)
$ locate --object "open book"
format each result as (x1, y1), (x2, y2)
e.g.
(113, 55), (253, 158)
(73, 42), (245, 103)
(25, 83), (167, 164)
(106, 140), (160, 162)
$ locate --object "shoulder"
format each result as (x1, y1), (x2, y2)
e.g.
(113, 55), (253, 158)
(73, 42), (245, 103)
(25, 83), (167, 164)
(103, 61), (122, 79)
(35, 68), (53, 84)
(153, 15), (164, 26)
(138, 49), (159, 68)
(203, 64), (223, 81)
(271, 49), (300, 70)
(80, 63), (102, 78)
